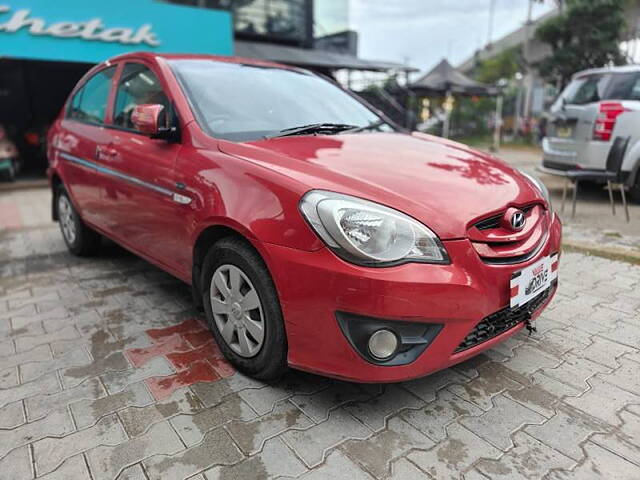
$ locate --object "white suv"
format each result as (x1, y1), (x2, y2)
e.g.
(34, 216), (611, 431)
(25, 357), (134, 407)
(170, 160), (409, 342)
(541, 65), (640, 202)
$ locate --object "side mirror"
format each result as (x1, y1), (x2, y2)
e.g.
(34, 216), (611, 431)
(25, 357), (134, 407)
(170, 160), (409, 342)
(131, 104), (165, 135)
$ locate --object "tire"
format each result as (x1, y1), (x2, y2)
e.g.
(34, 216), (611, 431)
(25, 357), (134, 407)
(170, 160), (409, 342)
(56, 185), (101, 256)
(630, 176), (640, 204)
(201, 237), (287, 381)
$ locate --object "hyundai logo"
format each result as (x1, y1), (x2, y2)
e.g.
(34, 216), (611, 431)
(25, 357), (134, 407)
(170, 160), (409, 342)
(510, 211), (526, 230)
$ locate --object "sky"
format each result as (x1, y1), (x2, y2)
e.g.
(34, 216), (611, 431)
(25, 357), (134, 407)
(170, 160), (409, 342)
(350, 0), (556, 74)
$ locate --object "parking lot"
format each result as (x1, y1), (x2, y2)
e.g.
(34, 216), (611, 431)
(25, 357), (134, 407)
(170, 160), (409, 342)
(1, 180), (639, 480)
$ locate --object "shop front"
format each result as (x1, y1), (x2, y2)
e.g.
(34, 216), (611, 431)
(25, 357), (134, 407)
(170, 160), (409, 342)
(0, 0), (232, 177)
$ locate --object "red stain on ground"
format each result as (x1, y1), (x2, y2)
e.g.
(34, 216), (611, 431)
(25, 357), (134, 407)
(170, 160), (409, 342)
(125, 317), (236, 401)
(0, 203), (23, 230)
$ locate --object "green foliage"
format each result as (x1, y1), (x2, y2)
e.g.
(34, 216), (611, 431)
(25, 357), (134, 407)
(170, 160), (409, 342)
(475, 47), (522, 84)
(535, 0), (627, 87)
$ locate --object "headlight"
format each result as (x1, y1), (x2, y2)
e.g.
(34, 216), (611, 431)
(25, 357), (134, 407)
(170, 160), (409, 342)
(299, 190), (449, 266)
(520, 171), (551, 207)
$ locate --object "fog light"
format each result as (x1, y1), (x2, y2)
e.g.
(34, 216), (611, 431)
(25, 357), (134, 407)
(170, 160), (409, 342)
(368, 329), (398, 360)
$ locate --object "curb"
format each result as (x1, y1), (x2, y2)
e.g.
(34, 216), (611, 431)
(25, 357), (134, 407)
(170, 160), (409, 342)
(562, 239), (640, 266)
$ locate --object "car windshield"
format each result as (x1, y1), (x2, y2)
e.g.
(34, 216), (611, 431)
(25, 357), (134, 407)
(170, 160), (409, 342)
(168, 59), (392, 142)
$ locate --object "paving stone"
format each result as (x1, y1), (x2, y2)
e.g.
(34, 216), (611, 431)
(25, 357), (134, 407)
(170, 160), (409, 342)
(15, 325), (79, 353)
(0, 365), (18, 388)
(37, 455), (91, 480)
(0, 408), (74, 458)
(0, 339), (15, 356)
(170, 393), (255, 446)
(503, 371), (583, 418)
(0, 445), (32, 480)
(282, 407), (372, 467)
(598, 357), (640, 396)
(0, 371), (60, 408)
(143, 427), (243, 480)
(238, 372), (328, 415)
(340, 416), (434, 479)
(101, 356), (174, 394)
(11, 306), (69, 331)
(21, 347), (92, 383)
(34, 413), (128, 476)
(87, 421), (183, 480)
(565, 377), (640, 425)
(590, 410), (640, 465)
(388, 458), (430, 480)
(190, 372), (264, 408)
(26, 376), (106, 421)
(452, 353), (492, 379)
(402, 368), (469, 402)
(115, 463), (147, 480)
(573, 336), (637, 369)
(226, 402), (313, 455)
(547, 441), (640, 480)
(204, 437), (306, 480)
(408, 422), (502, 480)
(525, 406), (607, 461)
(460, 395), (546, 450)
(0, 401), (25, 429)
(71, 381), (155, 430)
(344, 384), (423, 432)
(500, 344), (561, 378)
(447, 362), (525, 410)
(60, 351), (131, 388)
(401, 389), (482, 442)
(601, 321), (640, 349)
(541, 352), (610, 391)
(0, 303), (36, 323)
(9, 291), (59, 311)
(1, 344), (51, 370)
(476, 431), (574, 479)
(289, 382), (375, 423)
(600, 295), (640, 316)
(299, 450), (374, 480)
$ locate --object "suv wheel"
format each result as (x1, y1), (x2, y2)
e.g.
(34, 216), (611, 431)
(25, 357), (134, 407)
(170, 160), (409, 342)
(630, 176), (640, 204)
(201, 237), (287, 381)
(56, 186), (101, 256)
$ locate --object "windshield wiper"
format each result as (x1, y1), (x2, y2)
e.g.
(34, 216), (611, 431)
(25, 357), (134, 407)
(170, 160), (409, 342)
(265, 123), (359, 139)
(344, 119), (386, 133)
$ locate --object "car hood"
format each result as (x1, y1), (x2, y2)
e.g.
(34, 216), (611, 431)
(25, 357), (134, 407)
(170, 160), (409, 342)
(219, 132), (542, 240)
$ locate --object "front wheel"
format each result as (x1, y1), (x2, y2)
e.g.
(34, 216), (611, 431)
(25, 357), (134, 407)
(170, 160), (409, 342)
(201, 237), (287, 381)
(56, 186), (101, 256)
(630, 175), (640, 204)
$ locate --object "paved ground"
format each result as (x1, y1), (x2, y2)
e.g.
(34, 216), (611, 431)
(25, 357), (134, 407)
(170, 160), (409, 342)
(1, 183), (640, 479)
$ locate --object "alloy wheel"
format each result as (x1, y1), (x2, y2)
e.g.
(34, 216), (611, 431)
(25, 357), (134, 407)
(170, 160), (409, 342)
(209, 264), (265, 358)
(58, 194), (77, 245)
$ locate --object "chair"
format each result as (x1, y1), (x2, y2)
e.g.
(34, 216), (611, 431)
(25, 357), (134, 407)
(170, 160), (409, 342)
(561, 136), (631, 222)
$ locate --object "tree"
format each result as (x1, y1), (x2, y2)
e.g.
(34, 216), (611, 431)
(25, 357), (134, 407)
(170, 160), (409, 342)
(475, 47), (522, 84)
(535, 0), (627, 87)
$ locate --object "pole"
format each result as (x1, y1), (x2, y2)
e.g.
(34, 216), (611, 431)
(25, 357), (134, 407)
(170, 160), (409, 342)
(493, 95), (503, 151)
(523, 0), (534, 120)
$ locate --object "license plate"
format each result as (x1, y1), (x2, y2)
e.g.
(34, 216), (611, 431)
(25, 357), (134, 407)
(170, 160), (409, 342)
(556, 127), (572, 138)
(510, 254), (558, 308)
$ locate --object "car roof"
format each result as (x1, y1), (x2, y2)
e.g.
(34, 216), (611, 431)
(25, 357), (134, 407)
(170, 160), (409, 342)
(105, 51), (304, 72)
(573, 64), (640, 78)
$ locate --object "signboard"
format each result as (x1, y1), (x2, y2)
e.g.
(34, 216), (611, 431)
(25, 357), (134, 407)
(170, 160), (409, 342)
(0, 1), (233, 63)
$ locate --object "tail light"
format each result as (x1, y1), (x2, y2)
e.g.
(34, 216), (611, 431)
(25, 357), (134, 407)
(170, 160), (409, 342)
(593, 102), (629, 141)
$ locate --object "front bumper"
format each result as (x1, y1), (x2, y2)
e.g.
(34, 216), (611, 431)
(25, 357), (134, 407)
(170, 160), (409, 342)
(260, 214), (562, 383)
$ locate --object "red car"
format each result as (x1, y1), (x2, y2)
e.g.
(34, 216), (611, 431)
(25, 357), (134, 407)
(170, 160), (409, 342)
(48, 53), (561, 382)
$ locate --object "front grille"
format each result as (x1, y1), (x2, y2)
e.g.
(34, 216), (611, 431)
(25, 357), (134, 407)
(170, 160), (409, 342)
(474, 206), (533, 230)
(454, 282), (555, 353)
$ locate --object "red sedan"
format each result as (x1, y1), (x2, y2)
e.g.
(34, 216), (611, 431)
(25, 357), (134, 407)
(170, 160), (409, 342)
(47, 53), (561, 382)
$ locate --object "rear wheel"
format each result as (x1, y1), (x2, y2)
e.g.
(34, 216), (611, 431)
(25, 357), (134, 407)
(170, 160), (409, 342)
(201, 237), (287, 381)
(56, 186), (101, 256)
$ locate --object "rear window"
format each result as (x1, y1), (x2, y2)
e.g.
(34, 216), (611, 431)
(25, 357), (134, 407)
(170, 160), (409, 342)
(561, 74), (609, 105)
(561, 71), (640, 105)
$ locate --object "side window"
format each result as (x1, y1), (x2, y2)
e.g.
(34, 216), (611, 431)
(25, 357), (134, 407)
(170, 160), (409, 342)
(113, 63), (170, 132)
(67, 67), (116, 124)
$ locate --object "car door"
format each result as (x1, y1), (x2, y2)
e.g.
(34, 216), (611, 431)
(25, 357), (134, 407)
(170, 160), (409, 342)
(56, 66), (117, 227)
(98, 61), (188, 276)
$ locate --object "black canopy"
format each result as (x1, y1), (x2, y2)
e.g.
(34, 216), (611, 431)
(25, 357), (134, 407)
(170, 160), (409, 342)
(410, 59), (495, 95)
